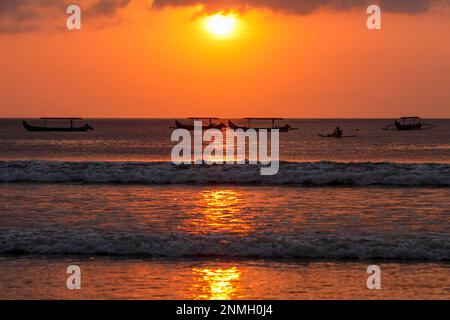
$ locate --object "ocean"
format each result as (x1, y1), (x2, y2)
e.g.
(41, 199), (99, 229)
(0, 118), (449, 299)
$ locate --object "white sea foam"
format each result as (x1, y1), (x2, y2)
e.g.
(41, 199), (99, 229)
(0, 160), (449, 186)
(0, 229), (448, 260)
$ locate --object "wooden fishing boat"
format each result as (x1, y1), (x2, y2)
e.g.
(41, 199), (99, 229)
(319, 134), (356, 138)
(384, 117), (434, 131)
(229, 118), (298, 132)
(23, 118), (94, 132)
(172, 118), (227, 130)
(173, 119), (195, 130)
(228, 120), (249, 131)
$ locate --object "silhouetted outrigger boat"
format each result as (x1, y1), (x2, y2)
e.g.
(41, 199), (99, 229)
(228, 118), (298, 132)
(172, 118), (226, 130)
(319, 134), (356, 138)
(23, 118), (94, 132)
(383, 117), (435, 131)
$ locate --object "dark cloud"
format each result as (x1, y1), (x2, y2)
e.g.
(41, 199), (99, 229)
(379, 0), (434, 13)
(86, 0), (131, 16)
(0, 0), (65, 33)
(152, 0), (447, 14)
(0, 0), (447, 33)
(0, 0), (130, 33)
(0, 0), (65, 21)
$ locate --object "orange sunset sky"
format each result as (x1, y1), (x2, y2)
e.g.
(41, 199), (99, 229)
(0, 0), (449, 118)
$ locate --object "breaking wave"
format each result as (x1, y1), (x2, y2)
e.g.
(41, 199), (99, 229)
(0, 160), (449, 186)
(0, 229), (448, 260)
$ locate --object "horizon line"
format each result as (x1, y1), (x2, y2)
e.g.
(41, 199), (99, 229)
(2, 117), (450, 120)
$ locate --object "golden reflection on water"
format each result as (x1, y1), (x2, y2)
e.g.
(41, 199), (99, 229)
(192, 267), (242, 300)
(181, 189), (253, 235)
(201, 190), (239, 229)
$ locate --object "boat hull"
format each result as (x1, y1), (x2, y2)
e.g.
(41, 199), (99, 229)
(174, 120), (226, 131)
(23, 120), (93, 132)
(319, 134), (356, 138)
(228, 120), (297, 132)
(394, 122), (422, 131)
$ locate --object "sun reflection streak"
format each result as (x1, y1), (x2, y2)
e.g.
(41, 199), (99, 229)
(192, 267), (242, 300)
(199, 190), (252, 235)
(177, 189), (254, 235)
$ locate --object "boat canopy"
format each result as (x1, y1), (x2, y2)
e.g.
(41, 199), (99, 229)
(188, 117), (220, 120)
(40, 117), (83, 120)
(399, 117), (420, 120)
(244, 118), (284, 120)
(187, 117), (221, 124)
(244, 118), (285, 128)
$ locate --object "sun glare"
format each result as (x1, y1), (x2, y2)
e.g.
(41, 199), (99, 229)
(204, 13), (238, 38)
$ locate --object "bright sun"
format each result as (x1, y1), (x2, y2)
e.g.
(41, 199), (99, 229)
(204, 13), (237, 37)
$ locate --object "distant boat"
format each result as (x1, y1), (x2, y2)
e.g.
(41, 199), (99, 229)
(172, 118), (226, 131)
(228, 120), (249, 131)
(229, 118), (298, 132)
(384, 117), (434, 131)
(319, 134), (356, 138)
(23, 118), (94, 132)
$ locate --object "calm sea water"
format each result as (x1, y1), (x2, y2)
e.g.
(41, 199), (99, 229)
(1, 119), (449, 162)
(0, 119), (449, 299)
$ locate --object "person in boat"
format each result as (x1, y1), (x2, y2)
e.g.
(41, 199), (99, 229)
(334, 126), (343, 137)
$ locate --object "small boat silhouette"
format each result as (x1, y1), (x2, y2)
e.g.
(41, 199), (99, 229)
(229, 118), (298, 132)
(319, 134), (356, 138)
(384, 117), (434, 131)
(171, 118), (226, 130)
(23, 118), (94, 132)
